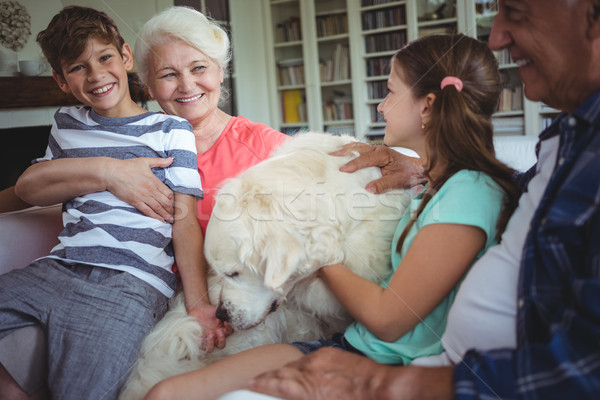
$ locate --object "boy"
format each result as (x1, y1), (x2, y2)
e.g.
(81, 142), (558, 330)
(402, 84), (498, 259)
(0, 6), (218, 399)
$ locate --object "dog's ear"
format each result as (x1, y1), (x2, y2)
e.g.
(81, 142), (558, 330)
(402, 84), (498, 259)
(263, 228), (305, 294)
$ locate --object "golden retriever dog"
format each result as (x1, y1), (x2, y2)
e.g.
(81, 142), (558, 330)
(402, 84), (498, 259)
(120, 132), (411, 399)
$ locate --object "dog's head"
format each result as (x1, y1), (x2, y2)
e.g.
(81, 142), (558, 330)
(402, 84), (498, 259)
(205, 173), (343, 331)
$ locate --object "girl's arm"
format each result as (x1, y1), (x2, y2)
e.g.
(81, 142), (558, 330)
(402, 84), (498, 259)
(319, 223), (486, 342)
(0, 186), (32, 213)
(172, 193), (229, 351)
(15, 156), (176, 222)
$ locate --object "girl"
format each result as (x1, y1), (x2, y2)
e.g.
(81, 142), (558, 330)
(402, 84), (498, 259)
(144, 33), (520, 400)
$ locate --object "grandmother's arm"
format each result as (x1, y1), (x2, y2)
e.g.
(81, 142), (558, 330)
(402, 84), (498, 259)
(15, 156), (176, 222)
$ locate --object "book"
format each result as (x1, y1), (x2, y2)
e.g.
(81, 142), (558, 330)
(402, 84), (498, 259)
(282, 90), (304, 123)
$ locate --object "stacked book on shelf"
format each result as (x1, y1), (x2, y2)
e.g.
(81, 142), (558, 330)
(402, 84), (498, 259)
(316, 13), (348, 37)
(492, 116), (524, 135)
(498, 86), (523, 112)
(322, 93), (353, 121)
(277, 58), (305, 86)
(275, 17), (302, 43)
(494, 49), (513, 64)
(362, 5), (405, 30)
(281, 89), (307, 124)
(366, 56), (391, 77)
(418, 24), (457, 37)
(361, 0), (396, 6)
(367, 80), (387, 100)
(320, 44), (350, 82)
(369, 104), (385, 123)
(365, 31), (407, 53)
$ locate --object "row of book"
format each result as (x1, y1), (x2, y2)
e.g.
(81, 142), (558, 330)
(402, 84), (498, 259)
(361, 0), (396, 6)
(320, 44), (350, 82)
(418, 25), (457, 37)
(365, 56), (391, 77)
(367, 80), (388, 100)
(494, 49), (514, 65)
(369, 104), (385, 123)
(323, 96), (353, 121)
(492, 116), (523, 135)
(316, 13), (348, 37)
(277, 58), (305, 86)
(275, 17), (302, 43)
(362, 6), (405, 30)
(364, 31), (406, 53)
(498, 86), (523, 112)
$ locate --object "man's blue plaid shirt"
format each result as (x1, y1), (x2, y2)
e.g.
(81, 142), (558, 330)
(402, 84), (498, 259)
(453, 90), (600, 399)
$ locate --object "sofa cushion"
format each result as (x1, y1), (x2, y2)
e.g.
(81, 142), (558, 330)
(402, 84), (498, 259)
(0, 204), (62, 275)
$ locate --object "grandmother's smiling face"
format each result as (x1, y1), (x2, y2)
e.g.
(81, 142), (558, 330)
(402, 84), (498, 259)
(146, 38), (223, 128)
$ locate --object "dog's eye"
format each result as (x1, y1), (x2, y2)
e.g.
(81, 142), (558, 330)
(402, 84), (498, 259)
(226, 272), (239, 278)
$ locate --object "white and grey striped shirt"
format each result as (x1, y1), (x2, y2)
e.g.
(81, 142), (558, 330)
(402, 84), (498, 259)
(36, 106), (202, 297)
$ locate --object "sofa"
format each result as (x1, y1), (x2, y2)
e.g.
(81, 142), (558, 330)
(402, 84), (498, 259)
(0, 135), (538, 400)
(0, 134), (538, 274)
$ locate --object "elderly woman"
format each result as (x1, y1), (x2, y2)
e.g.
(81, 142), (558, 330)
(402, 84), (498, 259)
(134, 6), (288, 233)
(0, 6), (287, 398)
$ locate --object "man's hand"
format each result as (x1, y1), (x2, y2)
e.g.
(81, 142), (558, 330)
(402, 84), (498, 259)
(104, 157), (175, 222)
(332, 143), (425, 194)
(249, 348), (455, 400)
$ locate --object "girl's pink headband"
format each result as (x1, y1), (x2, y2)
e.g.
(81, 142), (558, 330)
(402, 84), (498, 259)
(440, 76), (463, 92)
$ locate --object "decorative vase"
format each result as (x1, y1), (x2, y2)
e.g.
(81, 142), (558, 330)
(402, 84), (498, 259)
(0, 48), (18, 76)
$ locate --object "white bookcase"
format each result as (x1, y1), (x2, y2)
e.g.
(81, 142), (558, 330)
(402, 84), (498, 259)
(259, 0), (558, 140)
(464, 0), (559, 137)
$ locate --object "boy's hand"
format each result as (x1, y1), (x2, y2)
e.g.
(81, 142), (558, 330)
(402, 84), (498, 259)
(331, 143), (426, 193)
(104, 157), (175, 222)
(187, 303), (233, 353)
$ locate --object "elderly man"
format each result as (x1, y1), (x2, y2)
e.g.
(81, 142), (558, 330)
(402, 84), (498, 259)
(248, 0), (600, 399)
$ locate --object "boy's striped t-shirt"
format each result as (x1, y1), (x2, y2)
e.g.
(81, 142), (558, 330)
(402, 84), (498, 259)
(35, 106), (202, 297)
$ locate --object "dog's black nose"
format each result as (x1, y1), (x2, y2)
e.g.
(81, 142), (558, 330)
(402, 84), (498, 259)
(216, 304), (230, 322)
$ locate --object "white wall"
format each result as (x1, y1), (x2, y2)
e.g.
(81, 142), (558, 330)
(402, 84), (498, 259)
(230, 0), (273, 125)
(1, 0), (271, 127)
(15, 0), (173, 69)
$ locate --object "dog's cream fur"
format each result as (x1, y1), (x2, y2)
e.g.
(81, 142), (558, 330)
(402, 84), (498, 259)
(120, 132), (411, 399)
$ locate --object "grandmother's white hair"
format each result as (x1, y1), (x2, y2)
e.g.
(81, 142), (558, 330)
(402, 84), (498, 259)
(134, 6), (231, 85)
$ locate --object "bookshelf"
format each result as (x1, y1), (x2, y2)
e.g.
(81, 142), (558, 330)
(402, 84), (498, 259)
(357, 0), (466, 142)
(315, 0), (355, 135)
(264, 0), (309, 134)
(174, 0), (235, 115)
(260, 0), (557, 140)
(465, 0), (560, 136)
(263, 0), (361, 135)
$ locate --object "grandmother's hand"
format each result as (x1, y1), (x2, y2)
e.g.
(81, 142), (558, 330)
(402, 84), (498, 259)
(331, 143), (425, 194)
(105, 157), (175, 222)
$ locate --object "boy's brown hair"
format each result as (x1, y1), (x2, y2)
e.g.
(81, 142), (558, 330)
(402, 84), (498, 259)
(37, 6), (126, 77)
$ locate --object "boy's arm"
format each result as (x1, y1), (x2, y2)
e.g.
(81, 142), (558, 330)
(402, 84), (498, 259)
(15, 156), (175, 222)
(172, 192), (228, 351)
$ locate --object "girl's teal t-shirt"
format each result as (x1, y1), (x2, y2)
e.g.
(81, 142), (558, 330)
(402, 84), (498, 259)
(343, 169), (506, 365)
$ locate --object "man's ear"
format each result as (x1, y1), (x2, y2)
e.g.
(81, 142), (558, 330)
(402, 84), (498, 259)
(52, 70), (71, 94)
(586, 0), (600, 39)
(121, 43), (134, 71)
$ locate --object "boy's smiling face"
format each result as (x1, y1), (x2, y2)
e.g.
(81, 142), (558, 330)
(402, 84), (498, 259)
(53, 36), (137, 118)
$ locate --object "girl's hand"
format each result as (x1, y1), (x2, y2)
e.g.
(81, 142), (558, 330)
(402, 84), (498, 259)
(187, 302), (233, 353)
